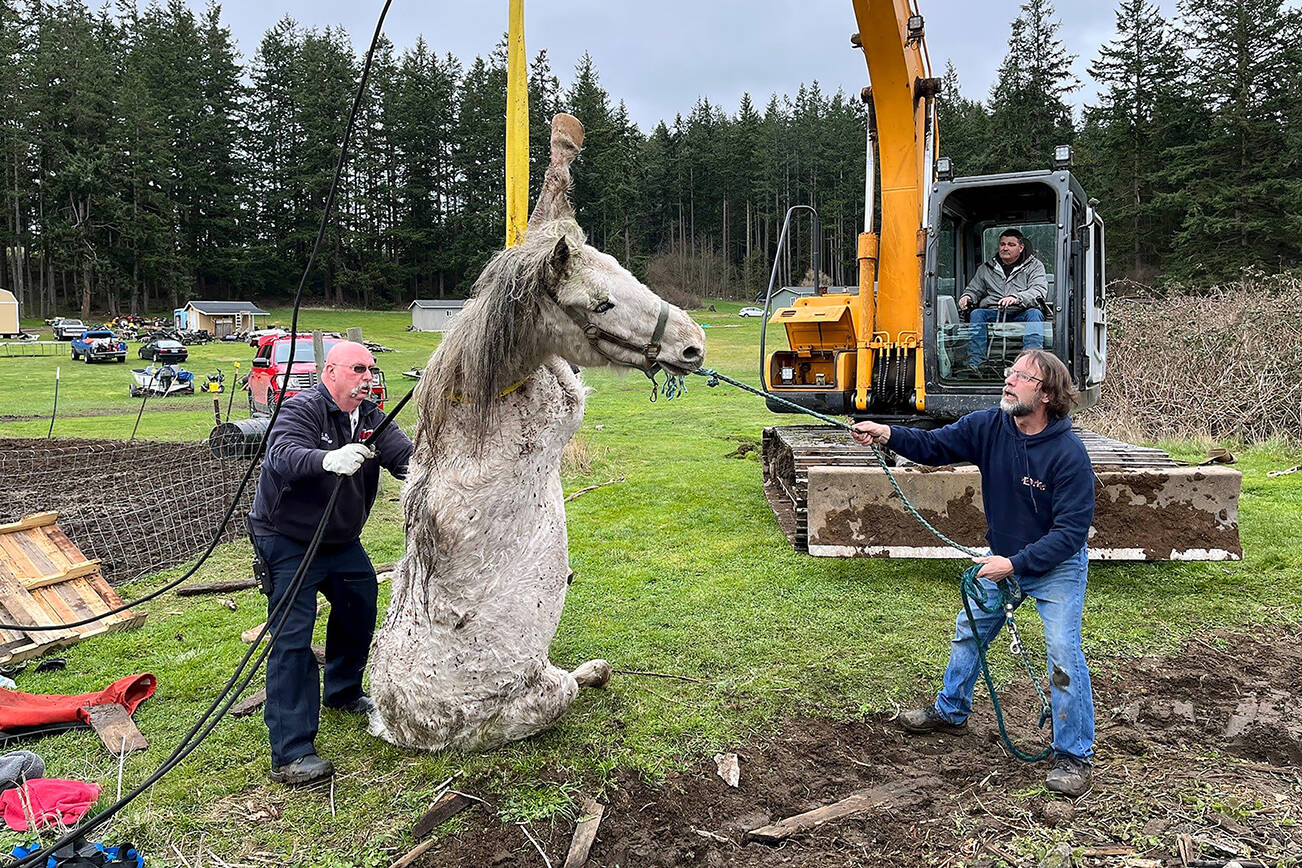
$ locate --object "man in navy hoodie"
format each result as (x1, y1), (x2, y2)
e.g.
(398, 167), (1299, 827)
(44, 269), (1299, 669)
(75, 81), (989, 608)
(851, 349), (1096, 797)
(249, 340), (413, 786)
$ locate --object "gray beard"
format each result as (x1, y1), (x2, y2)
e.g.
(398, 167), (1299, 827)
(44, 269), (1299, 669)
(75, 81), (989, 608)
(1000, 395), (1035, 417)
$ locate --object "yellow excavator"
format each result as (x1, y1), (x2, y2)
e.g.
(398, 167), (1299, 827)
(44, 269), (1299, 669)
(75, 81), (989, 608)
(759, 0), (1242, 560)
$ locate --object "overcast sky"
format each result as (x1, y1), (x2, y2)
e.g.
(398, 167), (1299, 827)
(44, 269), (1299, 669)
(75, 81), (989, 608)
(169, 0), (1169, 130)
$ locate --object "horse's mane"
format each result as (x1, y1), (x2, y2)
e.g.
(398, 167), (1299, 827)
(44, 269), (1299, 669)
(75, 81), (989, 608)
(415, 218), (587, 448)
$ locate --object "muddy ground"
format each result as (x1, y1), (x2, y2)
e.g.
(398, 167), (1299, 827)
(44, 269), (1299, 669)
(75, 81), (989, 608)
(426, 627), (1302, 867)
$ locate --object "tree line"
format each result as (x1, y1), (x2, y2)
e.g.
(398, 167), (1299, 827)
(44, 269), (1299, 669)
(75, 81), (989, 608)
(2, 0), (1300, 318)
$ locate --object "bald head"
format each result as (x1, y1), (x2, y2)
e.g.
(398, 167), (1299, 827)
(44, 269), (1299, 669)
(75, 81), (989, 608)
(322, 340), (377, 412)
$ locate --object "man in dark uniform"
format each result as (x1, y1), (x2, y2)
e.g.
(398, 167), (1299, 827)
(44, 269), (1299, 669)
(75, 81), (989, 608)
(249, 340), (413, 786)
(851, 349), (1096, 798)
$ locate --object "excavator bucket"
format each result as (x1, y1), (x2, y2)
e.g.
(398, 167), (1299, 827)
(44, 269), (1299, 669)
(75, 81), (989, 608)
(763, 426), (1242, 561)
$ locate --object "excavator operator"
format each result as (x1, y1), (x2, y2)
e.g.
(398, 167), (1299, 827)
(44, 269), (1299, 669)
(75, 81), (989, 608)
(957, 229), (1048, 375)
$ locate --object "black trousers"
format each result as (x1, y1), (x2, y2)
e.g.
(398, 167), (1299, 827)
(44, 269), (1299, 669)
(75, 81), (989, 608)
(253, 534), (376, 766)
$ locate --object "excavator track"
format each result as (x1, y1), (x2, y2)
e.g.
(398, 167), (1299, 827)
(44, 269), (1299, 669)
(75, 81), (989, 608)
(762, 425), (1242, 561)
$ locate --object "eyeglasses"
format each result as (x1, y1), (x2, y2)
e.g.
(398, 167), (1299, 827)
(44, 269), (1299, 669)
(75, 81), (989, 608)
(330, 362), (381, 376)
(1003, 366), (1043, 384)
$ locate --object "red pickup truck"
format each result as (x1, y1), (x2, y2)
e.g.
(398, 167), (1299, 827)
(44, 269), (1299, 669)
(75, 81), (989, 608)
(247, 334), (387, 416)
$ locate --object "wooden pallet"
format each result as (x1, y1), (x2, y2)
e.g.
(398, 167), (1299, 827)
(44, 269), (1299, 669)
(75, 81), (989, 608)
(0, 512), (146, 665)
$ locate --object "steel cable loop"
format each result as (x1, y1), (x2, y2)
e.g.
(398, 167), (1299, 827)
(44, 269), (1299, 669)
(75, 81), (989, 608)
(695, 367), (1054, 762)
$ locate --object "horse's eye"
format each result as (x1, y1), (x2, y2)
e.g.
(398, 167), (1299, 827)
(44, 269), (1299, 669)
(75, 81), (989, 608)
(593, 301), (615, 314)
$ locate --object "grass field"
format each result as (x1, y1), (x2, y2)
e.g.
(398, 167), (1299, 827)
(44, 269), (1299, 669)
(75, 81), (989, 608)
(1, 304), (1299, 865)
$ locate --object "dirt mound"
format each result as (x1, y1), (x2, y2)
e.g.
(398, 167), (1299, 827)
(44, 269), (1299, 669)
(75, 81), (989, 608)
(427, 628), (1302, 867)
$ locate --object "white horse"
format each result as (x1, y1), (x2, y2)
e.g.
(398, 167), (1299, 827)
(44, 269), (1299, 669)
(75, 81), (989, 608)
(367, 114), (706, 752)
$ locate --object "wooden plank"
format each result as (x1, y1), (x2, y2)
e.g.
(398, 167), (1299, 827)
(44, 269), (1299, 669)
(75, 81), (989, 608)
(230, 688), (267, 718)
(44, 527), (86, 564)
(21, 560), (102, 591)
(0, 513), (59, 535)
(746, 778), (934, 845)
(53, 579), (101, 626)
(0, 570), (62, 631)
(411, 792), (476, 840)
(562, 797), (605, 868)
(11, 535), (58, 577)
(0, 534), (38, 580)
(25, 527), (72, 569)
(176, 578), (258, 597)
(81, 703), (148, 755)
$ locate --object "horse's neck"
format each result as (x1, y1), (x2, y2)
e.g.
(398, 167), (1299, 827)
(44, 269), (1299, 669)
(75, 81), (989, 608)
(438, 356), (584, 462)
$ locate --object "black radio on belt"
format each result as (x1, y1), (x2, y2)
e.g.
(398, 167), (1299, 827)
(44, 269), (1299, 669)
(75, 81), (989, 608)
(248, 519), (273, 596)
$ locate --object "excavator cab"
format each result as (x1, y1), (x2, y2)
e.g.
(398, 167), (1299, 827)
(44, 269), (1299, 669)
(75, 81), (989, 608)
(921, 163), (1108, 419)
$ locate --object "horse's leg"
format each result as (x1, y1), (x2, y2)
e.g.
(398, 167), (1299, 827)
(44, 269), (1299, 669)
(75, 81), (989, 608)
(572, 658), (612, 688)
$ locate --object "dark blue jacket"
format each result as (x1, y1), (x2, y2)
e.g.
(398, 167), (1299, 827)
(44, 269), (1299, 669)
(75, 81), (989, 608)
(249, 383), (413, 544)
(887, 408), (1094, 576)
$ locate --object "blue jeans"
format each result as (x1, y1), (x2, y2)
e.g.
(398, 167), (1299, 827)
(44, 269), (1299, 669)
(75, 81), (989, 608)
(254, 534), (377, 766)
(968, 307), (1044, 366)
(933, 547), (1094, 760)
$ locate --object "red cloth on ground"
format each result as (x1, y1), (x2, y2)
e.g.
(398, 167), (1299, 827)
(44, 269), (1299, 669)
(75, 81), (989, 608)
(1, 778), (101, 830)
(0, 674), (156, 731)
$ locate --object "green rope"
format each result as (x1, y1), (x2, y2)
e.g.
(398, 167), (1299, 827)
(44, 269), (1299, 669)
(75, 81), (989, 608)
(695, 367), (1054, 762)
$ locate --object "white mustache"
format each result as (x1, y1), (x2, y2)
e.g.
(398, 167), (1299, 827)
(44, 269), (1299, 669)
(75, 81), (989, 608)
(349, 385), (365, 398)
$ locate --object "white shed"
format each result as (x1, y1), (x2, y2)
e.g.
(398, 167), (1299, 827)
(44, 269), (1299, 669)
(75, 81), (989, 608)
(0, 288), (18, 337)
(409, 300), (465, 332)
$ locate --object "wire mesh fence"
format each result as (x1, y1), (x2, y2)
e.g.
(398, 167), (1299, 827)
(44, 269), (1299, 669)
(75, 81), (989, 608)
(0, 434), (258, 584)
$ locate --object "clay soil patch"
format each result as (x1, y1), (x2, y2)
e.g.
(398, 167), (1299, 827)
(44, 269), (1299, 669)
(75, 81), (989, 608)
(425, 627), (1302, 867)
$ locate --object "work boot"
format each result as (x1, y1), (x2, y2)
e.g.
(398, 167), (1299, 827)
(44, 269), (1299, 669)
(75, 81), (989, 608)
(1045, 754), (1092, 797)
(327, 694), (376, 716)
(898, 705), (968, 735)
(270, 753), (334, 786)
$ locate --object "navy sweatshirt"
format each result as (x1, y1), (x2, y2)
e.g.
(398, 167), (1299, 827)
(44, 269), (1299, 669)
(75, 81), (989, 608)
(249, 383), (413, 544)
(887, 408), (1094, 576)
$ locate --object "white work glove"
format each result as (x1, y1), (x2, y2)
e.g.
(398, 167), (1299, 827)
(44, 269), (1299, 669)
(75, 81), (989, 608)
(322, 443), (374, 476)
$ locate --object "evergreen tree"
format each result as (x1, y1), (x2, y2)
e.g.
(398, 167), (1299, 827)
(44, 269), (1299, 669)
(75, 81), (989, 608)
(1080, 0), (1185, 277)
(1164, 0), (1302, 275)
(986, 0), (1078, 171)
(937, 61), (991, 175)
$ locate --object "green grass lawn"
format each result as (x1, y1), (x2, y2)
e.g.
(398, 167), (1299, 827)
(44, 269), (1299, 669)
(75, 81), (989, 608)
(1, 303), (1299, 865)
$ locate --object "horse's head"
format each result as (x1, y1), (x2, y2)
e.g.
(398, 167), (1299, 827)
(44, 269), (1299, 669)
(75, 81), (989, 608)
(530, 114), (704, 378)
(416, 114), (705, 444)
(538, 222), (705, 378)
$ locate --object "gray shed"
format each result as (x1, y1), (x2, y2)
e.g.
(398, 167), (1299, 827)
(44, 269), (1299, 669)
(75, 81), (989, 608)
(758, 286), (859, 309)
(409, 299), (465, 332)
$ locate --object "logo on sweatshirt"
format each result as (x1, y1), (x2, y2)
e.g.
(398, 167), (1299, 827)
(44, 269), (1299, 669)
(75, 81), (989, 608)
(320, 432), (334, 446)
(1022, 475), (1046, 491)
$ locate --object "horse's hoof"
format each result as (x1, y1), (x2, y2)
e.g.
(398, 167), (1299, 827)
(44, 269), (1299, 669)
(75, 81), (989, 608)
(366, 707), (393, 743)
(573, 659), (612, 689)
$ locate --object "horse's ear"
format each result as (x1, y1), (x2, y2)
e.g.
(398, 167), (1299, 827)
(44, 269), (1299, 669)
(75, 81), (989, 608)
(529, 113), (585, 227)
(546, 233), (572, 289)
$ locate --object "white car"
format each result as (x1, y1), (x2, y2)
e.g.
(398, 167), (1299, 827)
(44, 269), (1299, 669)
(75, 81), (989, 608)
(738, 307), (766, 318)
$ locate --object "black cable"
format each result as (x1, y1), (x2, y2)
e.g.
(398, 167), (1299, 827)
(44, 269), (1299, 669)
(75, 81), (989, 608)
(5, 2), (399, 861)
(0, 0), (398, 635)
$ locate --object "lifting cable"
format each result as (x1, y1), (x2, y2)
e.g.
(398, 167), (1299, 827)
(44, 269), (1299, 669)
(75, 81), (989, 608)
(693, 366), (1053, 763)
(5, 3), (399, 863)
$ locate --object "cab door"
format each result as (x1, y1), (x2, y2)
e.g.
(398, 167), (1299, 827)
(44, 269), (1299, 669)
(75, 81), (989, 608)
(1083, 214), (1107, 386)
